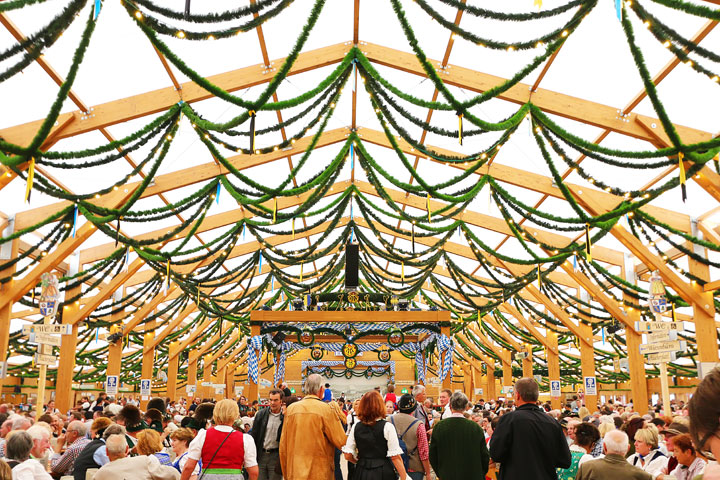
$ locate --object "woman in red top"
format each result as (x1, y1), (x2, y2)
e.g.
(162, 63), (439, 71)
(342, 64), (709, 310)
(383, 384), (397, 406)
(181, 399), (259, 480)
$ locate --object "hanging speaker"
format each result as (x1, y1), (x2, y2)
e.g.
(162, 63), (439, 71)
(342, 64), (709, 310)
(345, 243), (359, 289)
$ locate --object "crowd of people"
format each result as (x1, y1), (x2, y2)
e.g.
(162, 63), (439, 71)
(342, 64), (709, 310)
(0, 369), (717, 480)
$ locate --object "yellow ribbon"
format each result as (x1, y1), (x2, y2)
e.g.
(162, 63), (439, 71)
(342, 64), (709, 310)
(585, 224), (592, 263)
(671, 303), (677, 322)
(292, 218), (295, 239)
(427, 194), (432, 223)
(24, 157), (35, 203)
(273, 198), (277, 224)
(401, 261), (405, 283)
(166, 259), (171, 289)
(300, 263), (303, 282)
(678, 152), (687, 202)
(534, 0), (542, 8)
(458, 113), (463, 146)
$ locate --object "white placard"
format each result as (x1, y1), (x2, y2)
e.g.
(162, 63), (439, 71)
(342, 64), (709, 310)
(214, 386), (225, 394)
(30, 332), (62, 347)
(646, 331), (677, 343)
(234, 386), (244, 396)
(427, 377), (441, 386)
(22, 324), (72, 335)
(584, 377), (597, 396)
(639, 340), (687, 355)
(474, 388), (483, 395)
(259, 378), (272, 388)
(186, 385), (197, 395)
(201, 382), (213, 387)
(645, 352), (676, 364)
(213, 383), (225, 390)
(635, 321), (682, 332)
(550, 380), (561, 398)
(0, 361), (6, 379)
(140, 379), (151, 397)
(105, 375), (118, 395)
(34, 353), (56, 366)
(501, 386), (514, 395)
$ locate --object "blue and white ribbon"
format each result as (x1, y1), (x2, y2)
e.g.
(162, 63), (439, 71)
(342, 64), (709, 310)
(437, 334), (454, 381)
(247, 335), (264, 384)
(273, 342), (293, 386)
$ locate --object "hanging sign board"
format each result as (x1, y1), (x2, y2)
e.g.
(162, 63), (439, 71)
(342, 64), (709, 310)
(234, 386), (244, 396)
(550, 380), (561, 398)
(635, 321), (682, 332)
(22, 324), (72, 335)
(186, 385), (197, 395)
(645, 352), (676, 364)
(259, 378), (272, 388)
(639, 340), (687, 355)
(34, 353), (56, 366)
(474, 388), (484, 395)
(584, 377), (597, 396)
(646, 331), (677, 343)
(140, 379), (151, 397)
(29, 332), (62, 347)
(105, 375), (118, 396)
(0, 361), (7, 379)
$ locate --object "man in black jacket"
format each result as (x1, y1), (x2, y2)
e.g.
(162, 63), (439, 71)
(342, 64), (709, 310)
(250, 389), (284, 480)
(489, 378), (571, 480)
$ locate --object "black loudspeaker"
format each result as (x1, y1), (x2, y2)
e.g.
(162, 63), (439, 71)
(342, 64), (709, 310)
(345, 243), (359, 289)
(272, 332), (286, 345)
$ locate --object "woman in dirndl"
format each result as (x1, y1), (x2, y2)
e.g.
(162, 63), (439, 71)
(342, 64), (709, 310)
(181, 399), (259, 480)
(343, 390), (408, 480)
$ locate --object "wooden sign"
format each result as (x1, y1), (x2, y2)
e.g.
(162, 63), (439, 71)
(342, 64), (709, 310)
(22, 324), (72, 335)
(646, 331), (677, 343)
(639, 340), (687, 355)
(29, 332), (62, 347)
(635, 321), (682, 332)
(34, 353), (57, 366)
(646, 352), (676, 364)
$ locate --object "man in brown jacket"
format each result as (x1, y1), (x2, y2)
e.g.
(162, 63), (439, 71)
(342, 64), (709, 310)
(279, 374), (348, 480)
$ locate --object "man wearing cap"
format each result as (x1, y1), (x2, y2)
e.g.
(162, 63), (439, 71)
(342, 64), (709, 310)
(389, 394), (431, 480)
(658, 422), (690, 475)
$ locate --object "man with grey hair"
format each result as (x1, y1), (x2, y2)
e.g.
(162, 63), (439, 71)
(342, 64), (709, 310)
(0, 416), (32, 458)
(412, 384), (432, 434)
(490, 378), (571, 479)
(95, 434), (179, 480)
(429, 391), (489, 479)
(50, 420), (90, 476)
(576, 430), (652, 480)
(5, 430), (52, 479)
(279, 373), (347, 480)
(26, 424), (52, 469)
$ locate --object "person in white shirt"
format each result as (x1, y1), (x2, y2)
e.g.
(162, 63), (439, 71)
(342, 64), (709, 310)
(627, 427), (668, 478)
(438, 389), (452, 420)
(667, 434), (706, 480)
(4, 430), (52, 480)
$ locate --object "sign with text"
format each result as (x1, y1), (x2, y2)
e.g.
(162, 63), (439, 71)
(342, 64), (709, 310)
(635, 321), (682, 332)
(550, 380), (561, 398)
(259, 378), (273, 388)
(427, 377), (441, 386)
(584, 377), (597, 396)
(22, 324), (72, 335)
(29, 332), (62, 347)
(0, 361), (6, 379)
(234, 386), (244, 396)
(474, 388), (484, 396)
(140, 379), (151, 397)
(186, 385), (197, 395)
(34, 353), (56, 366)
(105, 375), (118, 395)
(645, 352), (676, 364)
(639, 340), (687, 355)
(646, 331), (677, 343)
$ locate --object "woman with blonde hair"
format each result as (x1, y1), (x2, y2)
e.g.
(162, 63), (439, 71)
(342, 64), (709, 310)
(181, 399), (258, 480)
(626, 426), (668, 477)
(0, 459), (11, 480)
(171, 428), (199, 479)
(343, 390), (408, 480)
(598, 422), (614, 438)
(136, 429), (171, 466)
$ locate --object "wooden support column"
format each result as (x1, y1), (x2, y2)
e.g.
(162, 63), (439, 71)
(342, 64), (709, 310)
(473, 367), (484, 400)
(624, 255), (650, 413)
(522, 347), (533, 379)
(248, 323), (260, 402)
(166, 341), (179, 401)
(578, 321), (597, 411)
(55, 283), (82, 413)
(203, 355), (213, 399)
(502, 360), (512, 397)
(225, 366), (234, 399)
(216, 365), (227, 400)
(140, 325), (155, 410)
(547, 331), (561, 410)
(0, 239), (19, 396)
(440, 324), (452, 390)
(462, 364), (473, 396)
(487, 363), (496, 400)
(187, 350), (199, 399)
(687, 224), (719, 363)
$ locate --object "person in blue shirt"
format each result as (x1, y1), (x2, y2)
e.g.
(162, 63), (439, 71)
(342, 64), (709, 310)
(322, 384), (333, 402)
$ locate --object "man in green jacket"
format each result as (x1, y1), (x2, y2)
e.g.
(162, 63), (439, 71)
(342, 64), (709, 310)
(429, 391), (489, 479)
